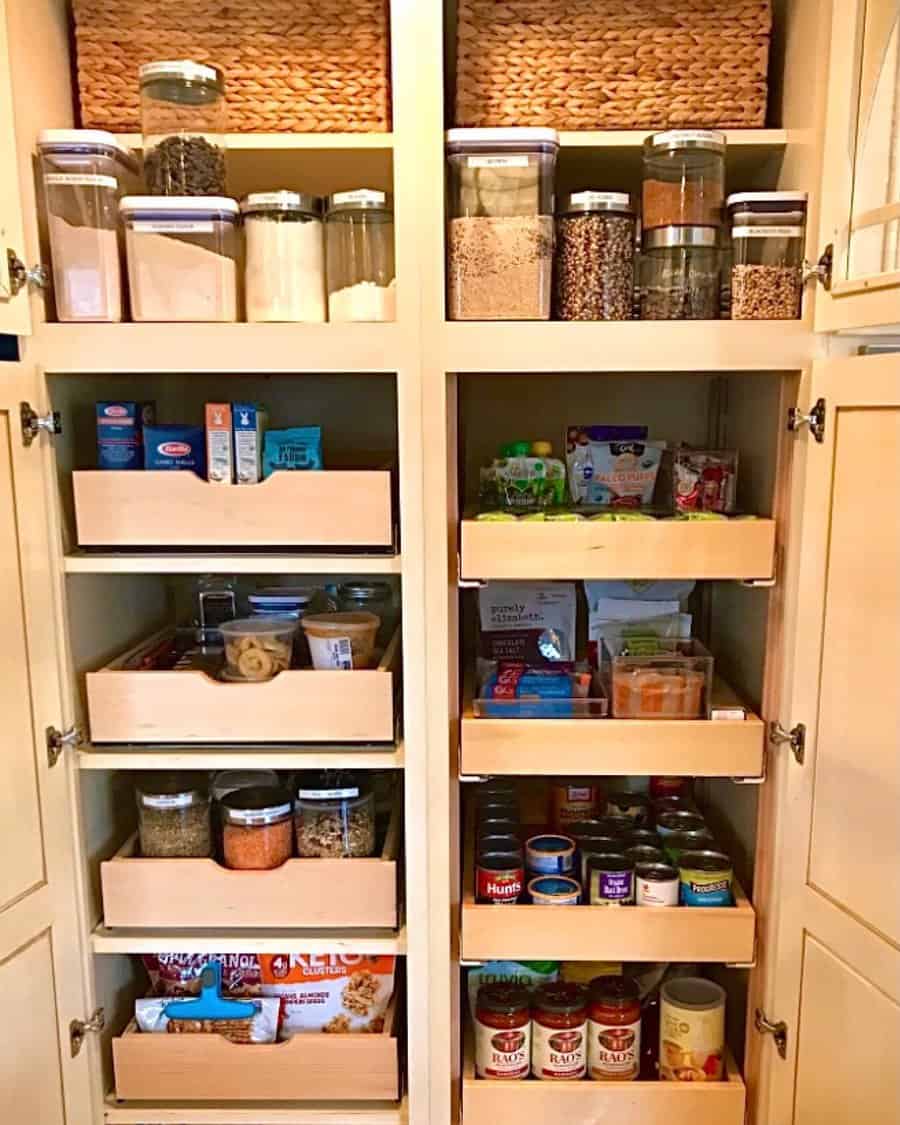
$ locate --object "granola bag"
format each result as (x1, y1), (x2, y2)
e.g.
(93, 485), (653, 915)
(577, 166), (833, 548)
(259, 954), (396, 1037)
(135, 995), (280, 1043)
(142, 953), (261, 996)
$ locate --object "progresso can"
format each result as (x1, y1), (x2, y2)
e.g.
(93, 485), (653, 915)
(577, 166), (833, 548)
(587, 853), (635, 905)
(679, 850), (734, 906)
(635, 862), (679, 906)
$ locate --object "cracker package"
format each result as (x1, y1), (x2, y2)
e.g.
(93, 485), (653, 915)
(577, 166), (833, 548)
(259, 954), (396, 1037)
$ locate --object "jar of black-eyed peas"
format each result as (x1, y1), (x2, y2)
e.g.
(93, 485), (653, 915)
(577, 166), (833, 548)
(554, 192), (635, 321)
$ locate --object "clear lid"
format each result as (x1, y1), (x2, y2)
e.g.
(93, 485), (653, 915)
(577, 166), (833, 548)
(446, 127), (559, 154)
(644, 129), (726, 155)
(338, 581), (392, 601)
(249, 586), (320, 608)
(326, 189), (393, 214)
(643, 225), (720, 250)
(560, 190), (632, 215)
(221, 785), (293, 825)
(140, 60), (224, 96)
(120, 195), (239, 222)
(220, 616), (297, 639)
(137, 772), (208, 809)
(241, 191), (322, 217)
(37, 128), (137, 169)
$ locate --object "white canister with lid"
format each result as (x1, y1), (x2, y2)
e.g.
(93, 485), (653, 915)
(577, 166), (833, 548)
(242, 191), (325, 323)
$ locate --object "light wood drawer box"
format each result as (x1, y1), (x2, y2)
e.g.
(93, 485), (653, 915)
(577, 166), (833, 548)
(86, 629), (400, 744)
(112, 999), (400, 1102)
(73, 469), (394, 549)
(101, 805), (400, 929)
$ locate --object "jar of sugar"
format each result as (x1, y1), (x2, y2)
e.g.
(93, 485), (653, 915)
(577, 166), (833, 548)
(241, 192), (325, 323)
(325, 190), (396, 322)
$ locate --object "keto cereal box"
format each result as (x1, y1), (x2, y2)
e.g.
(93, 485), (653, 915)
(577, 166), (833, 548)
(259, 953), (396, 1037)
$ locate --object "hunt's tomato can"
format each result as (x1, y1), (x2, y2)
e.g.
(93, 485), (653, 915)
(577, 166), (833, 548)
(476, 851), (525, 904)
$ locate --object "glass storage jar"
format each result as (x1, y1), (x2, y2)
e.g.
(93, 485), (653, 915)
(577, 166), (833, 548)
(640, 226), (721, 320)
(294, 771), (376, 857)
(136, 773), (211, 857)
(37, 130), (138, 322)
(642, 130), (726, 231)
(447, 128), (558, 321)
(325, 190), (395, 321)
(140, 60), (226, 196)
(475, 984), (531, 1080)
(554, 192), (635, 321)
(121, 196), (239, 322)
(242, 191), (325, 323)
(221, 785), (294, 870)
(337, 581), (397, 646)
(532, 982), (588, 1080)
(727, 192), (808, 320)
(587, 976), (641, 1081)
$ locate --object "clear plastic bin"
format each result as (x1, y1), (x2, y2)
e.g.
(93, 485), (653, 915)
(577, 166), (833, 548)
(325, 190), (395, 321)
(602, 638), (714, 720)
(37, 130), (138, 321)
(121, 196), (239, 322)
(220, 617), (295, 681)
(446, 128), (558, 320)
(728, 192), (808, 320)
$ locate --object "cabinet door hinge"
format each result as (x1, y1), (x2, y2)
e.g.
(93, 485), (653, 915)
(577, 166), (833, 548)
(21, 401), (62, 447)
(46, 725), (83, 768)
(787, 398), (826, 444)
(769, 720), (806, 765)
(3, 250), (48, 299)
(803, 244), (833, 291)
(69, 1007), (104, 1057)
(754, 1008), (788, 1059)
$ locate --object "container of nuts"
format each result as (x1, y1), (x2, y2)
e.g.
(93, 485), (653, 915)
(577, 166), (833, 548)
(136, 772), (211, 857)
(728, 192), (808, 320)
(295, 770), (376, 858)
(554, 192), (635, 321)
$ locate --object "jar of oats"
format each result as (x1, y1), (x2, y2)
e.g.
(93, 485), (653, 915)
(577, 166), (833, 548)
(728, 192), (808, 320)
(555, 192), (635, 321)
(294, 771), (376, 857)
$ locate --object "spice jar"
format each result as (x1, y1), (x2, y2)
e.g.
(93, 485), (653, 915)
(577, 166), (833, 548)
(337, 581), (397, 646)
(242, 192), (325, 323)
(641, 226), (721, 320)
(295, 771), (376, 857)
(554, 192), (635, 321)
(588, 976), (641, 1081)
(475, 983), (531, 1080)
(325, 190), (395, 321)
(136, 773), (211, 857)
(728, 192), (808, 320)
(221, 785), (293, 870)
(532, 982), (588, 1080)
(642, 130), (725, 230)
(140, 60), (226, 196)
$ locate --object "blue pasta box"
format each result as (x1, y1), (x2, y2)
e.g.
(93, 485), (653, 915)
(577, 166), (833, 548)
(143, 424), (207, 476)
(96, 401), (155, 470)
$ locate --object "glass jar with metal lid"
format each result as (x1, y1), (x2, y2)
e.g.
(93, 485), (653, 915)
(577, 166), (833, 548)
(325, 190), (395, 322)
(221, 785), (294, 870)
(136, 772), (211, 857)
(727, 192), (808, 320)
(641, 226), (721, 320)
(642, 130), (726, 231)
(242, 192), (325, 323)
(554, 192), (635, 321)
(294, 770), (376, 858)
(140, 60), (226, 196)
(337, 581), (397, 645)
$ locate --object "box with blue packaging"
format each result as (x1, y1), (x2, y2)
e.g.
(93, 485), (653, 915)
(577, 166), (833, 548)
(263, 426), (323, 478)
(96, 401), (155, 470)
(143, 424), (206, 476)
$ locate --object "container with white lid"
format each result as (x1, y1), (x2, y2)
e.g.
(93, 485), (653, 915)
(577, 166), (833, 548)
(37, 129), (139, 322)
(120, 196), (239, 322)
(242, 191), (325, 323)
(324, 189), (395, 322)
(555, 191), (635, 321)
(727, 192), (808, 320)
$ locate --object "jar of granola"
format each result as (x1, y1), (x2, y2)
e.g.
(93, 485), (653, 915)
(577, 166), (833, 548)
(294, 771), (376, 857)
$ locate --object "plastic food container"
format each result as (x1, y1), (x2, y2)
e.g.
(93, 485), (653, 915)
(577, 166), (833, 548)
(220, 617), (295, 681)
(641, 226), (721, 320)
(221, 784), (294, 870)
(554, 192), (635, 321)
(136, 773), (211, 857)
(121, 196), (239, 322)
(325, 190), (395, 322)
(140, 60), (226, 196)
(604, 638), (714, 720)
(242, 191), (325, 323)
(37, 130), (138, 322)
(728, 192), (808, 320)
(447, 128), (559, 321)
(301, 611), (380, 670)
(642, 130), (725, 230)
(294, 772), (376, 857)
(337, 581), (397, 646)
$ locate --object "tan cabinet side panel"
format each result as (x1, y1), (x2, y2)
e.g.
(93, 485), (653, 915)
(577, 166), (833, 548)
(0, 0), (29, 334)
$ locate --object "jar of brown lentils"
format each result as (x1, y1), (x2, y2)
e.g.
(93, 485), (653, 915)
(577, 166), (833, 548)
(554, 192), (635, 321)
(136, 773), (212, 857)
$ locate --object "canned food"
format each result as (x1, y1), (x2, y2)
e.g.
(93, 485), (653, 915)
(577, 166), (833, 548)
(663, 828), (716, 865)
(478, 799), (519, 821)
(652, 794), (696, 817)
(660, 977), (726, 1081)
(479, 816), (520, 840)
(526, 834), (576, 876)
(478, 833), (522, 856)
(477, 851), (525, 905)
(477, 780), (518, 802)
(679, 850), (733, 906)
(550, 779), (602, 830)
(606, 791), (651, 824)
(529, 875), (582, 905)
(576, 835), (625, 885)
(587, 853), (635, 905)
(635, 862), (680, 906)
(624, 826), (661, 849)
(649, 776), (690, 800)
(593, 815), (632, 838)
(656, 810), (707, 839)
(625, 844), (666, 867)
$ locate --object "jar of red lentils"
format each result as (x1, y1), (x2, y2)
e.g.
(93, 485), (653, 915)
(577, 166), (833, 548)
(531, 982), (587, 1080)
(587, 976), (641, 1081)
(221, 785), (293, 870)
(474, 983), (531, 1080)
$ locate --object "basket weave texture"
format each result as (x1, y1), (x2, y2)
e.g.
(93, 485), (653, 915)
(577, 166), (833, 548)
(71, 0), (391, 133)
(455, 0), (772, 130)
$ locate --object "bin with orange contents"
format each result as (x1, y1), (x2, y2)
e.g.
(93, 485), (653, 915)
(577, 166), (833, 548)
(602, 638), (713, 720)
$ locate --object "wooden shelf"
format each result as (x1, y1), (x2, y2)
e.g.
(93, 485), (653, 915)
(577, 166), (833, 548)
(64, 551), (402, 575)
(460, 516), (777, 581)
(91, 924), (406, 955)
(104, 1097), (404, 1125)
(78, 742), (405, 771)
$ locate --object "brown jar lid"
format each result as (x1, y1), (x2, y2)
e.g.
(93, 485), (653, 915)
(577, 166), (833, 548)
(534, 982), (586, 1014)
(477, 983), (529, 1014)
(589, 976), (639, 1003)
(221, 785), (292, 825)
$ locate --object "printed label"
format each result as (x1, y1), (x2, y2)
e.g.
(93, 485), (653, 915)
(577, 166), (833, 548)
(44, 172), (117, 189)
(588, 1018), (640, 1079)
(142, 792), (194, 809)
(636, 873), (679, 906)
(132, 221), (215, 234)
(660, 1000), (724, 1080)
(654, 129), (722, 146)
(589, 868), (634, 905)
(532, 1019), (587, 1080)
(679, 874), (733, 906)
(475, 1019), (531, 1079)
(731, 225), (803, 239)
(570, 191), (629, 207)
(467, 155), (529, 168)
(312, 636), (354, 670)
(331, 189), (386, 206)
(298, 787), (360, 799)
(476, 864), (523, 904)
(248, 191), (303, 206)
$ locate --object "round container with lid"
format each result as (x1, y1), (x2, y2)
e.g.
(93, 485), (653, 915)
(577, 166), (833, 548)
(587, 976), (641, 1080)
(641, 226), (721, 320)
(212, 769), (280, 804)
(294, 771), (376, 857)
(140, 60), (226, 196)
(525, 833), (576, 876)
(625, 844), (667, 868)
(242, 191), (325, 323)
(325, 190), (395, 322)
(220, 617), (295, 681)
(660, 977), (726, 1081)
(221, 785), (293, 870)
(136, 773), (211, 857)
(532, 982), (588, 1080)
(635, 861), (680, 906)
(678, 850), (734, 906)
(573, 832), (623, 887)
(624, 826), (662, 849)
(337, 581), (397, 646)
(475, 983), (531, 1080)
(301, 611), (380, 670)
(554, 191), (635, 321)
(606, 791), (651, 824)
(642, 130), (726, 230)
(657, 810), (707, 839)
(663, 828), (717, 865)
(727, 192), (808, 320)
(528, 875), (581, 905)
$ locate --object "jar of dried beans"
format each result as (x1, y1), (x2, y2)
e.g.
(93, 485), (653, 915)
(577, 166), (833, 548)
(140, 61), (226, 196)
(642, 131), (725, 231)
(136, 773), (211, 857)
(554, 192), (635, 321)
(294, 771), (376, 857)
(728, 192), (808, 320)
(221, 785), (294, 870)
(641, 226), (721, 320)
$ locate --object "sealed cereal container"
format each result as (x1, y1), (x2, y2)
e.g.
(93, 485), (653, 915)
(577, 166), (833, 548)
(140, 61), (226, 196)
(728, 192), (808, 320)
(554, 192), (635, 320)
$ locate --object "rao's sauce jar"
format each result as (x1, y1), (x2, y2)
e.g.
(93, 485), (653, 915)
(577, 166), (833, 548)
(475, 984), (531, 1080)
(531, 983), (588, 1080)
(587, 977), (641, 1081)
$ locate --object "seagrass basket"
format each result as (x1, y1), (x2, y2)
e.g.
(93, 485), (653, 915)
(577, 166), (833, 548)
(70, 0), (391, 133)
(455, 1), (772, 130)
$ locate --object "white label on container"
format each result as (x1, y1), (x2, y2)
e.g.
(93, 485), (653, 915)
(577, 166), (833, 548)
(570, 191), (629, 207)
(532, 1018), (587, 1079)
(142, 793), (195, 809)
(309, 635), (354, 670)
(475, 1018), (531, 1079)
(331, 189), (385, 206)
(467, 155), (529, 168)
(731, 225), (803, 239)
(44, 172), (117, 189)
(297, 788), (360, 800)
(636, 873), (679, 906)
(132, 221), (215, 234)
(247, 191), (303, 206)
(654, 129), (722, 145)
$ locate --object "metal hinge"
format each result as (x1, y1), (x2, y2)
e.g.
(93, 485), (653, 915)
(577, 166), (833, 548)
(787, 398), (826, 444)
(754, 1008), (788, 1059)
(69, 1007), (104, 1057)
(20, 401), (62, 447)
(4, 250), (49, 298)
(459, 774), (490, 783)
(803, 244), (833, 291)
(46, 725), (83, 768)
(769, 720), (806, 765)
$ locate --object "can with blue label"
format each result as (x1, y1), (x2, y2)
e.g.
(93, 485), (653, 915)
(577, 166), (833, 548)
(528, 875), (581, 905)
(525, 834), (576, 877)
(679, 850), (733, 906)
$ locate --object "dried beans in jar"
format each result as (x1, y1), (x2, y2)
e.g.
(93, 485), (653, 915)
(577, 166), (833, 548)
(221, 785), (293, 870)
(554, 192), (635, 320)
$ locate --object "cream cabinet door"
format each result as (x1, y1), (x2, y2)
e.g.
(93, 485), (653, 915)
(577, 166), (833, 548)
(0, 364), (95, 1123)
(760, 353), (900, 1124)
(0, 0), (32, 335)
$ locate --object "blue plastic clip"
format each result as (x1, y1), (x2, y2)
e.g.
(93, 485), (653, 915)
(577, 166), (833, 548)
(163, 961), (257, 1022)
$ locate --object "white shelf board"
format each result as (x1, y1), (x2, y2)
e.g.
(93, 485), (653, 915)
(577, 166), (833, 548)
(117, 132), (394, 151)
(91, 923), (407, 955)
(64, 551), (401, 575)
(558, 128), (788, 149)
(78, 741), (405, 771)
(104, 1096), (404, 1124)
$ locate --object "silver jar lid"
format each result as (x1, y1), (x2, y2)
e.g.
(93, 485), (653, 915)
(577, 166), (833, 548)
(139, 60), (224, 93)
(560, 191), (633, 215)
(339, 581), (392, 601)
(644, 129), (726, 156)
(326, 188), (392, 214)
(241, 191), (322, 217)
(643, 225), (720, 250)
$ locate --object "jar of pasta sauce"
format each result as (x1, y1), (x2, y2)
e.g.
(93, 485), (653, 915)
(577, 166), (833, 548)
(475, 984), (531, 1080)
(531, 983), (588, 1080)
(588, 977), (641, 1081)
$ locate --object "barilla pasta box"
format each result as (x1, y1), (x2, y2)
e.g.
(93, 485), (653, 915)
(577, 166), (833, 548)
(96, 401), (155, 470)
(233, 402), (268, 484)
(144, 424), (206, 476)
(205, 403), (233, 484)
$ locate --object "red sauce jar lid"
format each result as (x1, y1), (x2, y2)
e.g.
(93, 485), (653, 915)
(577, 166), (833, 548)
(534, 982), (586, 1015)
(588, 976), (639, 1005)
(476, 983), (530, 1015)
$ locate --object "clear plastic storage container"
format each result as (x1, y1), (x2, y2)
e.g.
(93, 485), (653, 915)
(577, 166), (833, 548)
(554, 191), (635, 321)
(447, 128), (558, 320)
(325, 190), (395, 321)
(242, 191), (325, 323)
(37, 130), (138, 321)
(136, 773), (211, 857)
(642, 130), (726, 231)
(121, 196), (239, 322)
(140, 60), (226, 196)
(602, 638), (714, 720)
(640, 226), (721, 320)
(220, 617), (296, 681)
(728, 192), (808, 320)
(337, 581), (397, 646)
(221, 785), (294, 870)
(294, 772), (376, 857)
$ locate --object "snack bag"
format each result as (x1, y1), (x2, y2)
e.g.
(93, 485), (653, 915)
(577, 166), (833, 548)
(142, 953), (262, 996)
(566, 425), (665, 507)
(259, 954), (395, 1037)
(135, 995), (280, 1043)
(478, 581), (576, 664)
(467, 961), (559, 1014)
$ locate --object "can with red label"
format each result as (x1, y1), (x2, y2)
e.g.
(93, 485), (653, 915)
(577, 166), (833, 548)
(476, 851), (525, 904)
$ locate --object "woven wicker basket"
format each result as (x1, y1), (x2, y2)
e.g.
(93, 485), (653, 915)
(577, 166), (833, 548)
(71, 0), (391, 133)
(455, 1), (772, 130)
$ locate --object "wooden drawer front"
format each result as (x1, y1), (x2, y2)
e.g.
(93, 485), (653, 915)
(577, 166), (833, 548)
(73, 470), (394, 548)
